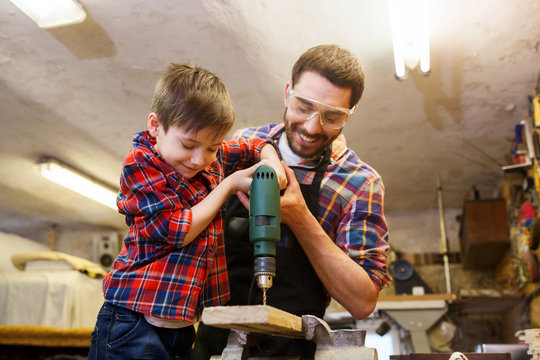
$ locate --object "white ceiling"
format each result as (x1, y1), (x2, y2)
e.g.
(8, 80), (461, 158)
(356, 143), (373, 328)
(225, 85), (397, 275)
(1, 0), (539, 237)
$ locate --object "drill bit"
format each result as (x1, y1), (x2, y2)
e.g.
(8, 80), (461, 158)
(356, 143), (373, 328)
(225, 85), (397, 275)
(263, 289), (267, 305)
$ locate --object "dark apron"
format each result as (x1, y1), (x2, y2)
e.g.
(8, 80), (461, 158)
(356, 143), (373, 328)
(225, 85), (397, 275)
(193, 131), (331, 359)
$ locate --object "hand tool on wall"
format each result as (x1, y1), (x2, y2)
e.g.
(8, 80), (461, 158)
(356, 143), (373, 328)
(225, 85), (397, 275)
(249, 165), (281, 305)
(437, 177), (452, 294)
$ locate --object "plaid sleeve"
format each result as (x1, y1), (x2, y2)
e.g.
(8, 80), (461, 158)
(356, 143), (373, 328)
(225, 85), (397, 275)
(117, 150), (191, 248)
(333, 172), (391, 290)
(219, 136), (274, 176)
(232, 125), (270, 140)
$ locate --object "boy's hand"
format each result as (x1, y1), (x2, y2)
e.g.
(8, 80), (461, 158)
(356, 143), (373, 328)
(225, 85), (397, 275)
(226, 161), (264, 196)
(186, 161), (262, 247)
(260, 144), (287, 190)
(264, 158), (287, 190)
(236, 190), (250, 211)
(235, 158), (286, 211)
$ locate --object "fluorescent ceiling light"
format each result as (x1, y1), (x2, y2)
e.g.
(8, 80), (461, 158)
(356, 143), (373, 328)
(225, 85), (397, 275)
(10, 0), (86, 29)
(37, 158), (118, 210)
(388, 0), (430, 80)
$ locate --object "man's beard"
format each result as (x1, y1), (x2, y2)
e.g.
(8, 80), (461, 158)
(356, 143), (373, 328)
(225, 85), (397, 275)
(283, 110), (340, 160)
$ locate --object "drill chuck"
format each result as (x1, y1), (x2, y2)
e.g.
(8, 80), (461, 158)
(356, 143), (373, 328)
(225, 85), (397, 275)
(254, 256), (276, 290)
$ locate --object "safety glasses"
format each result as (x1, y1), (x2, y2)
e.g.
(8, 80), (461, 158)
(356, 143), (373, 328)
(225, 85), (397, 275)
(286, 88), (356, 129)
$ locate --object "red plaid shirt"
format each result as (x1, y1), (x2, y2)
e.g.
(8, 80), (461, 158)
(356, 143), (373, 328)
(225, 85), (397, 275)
(103, 130), (270, 322)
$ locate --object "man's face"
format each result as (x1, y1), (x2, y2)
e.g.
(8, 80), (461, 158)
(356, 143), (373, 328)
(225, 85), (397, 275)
(148, 115), (225, 179)
(283, 71), (353, 159)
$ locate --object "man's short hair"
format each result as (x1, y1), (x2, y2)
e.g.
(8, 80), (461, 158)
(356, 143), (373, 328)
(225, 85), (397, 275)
(291, 45), (365, 108)
(151, 63), (235, 135)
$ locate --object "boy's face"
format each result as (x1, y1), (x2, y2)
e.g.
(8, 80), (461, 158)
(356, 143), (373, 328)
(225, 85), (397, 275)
(148, 113), (226, 179)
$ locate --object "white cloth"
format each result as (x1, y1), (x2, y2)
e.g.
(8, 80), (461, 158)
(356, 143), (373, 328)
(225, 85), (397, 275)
(11, 251), (107, 278)
(0, 270), (103, 328)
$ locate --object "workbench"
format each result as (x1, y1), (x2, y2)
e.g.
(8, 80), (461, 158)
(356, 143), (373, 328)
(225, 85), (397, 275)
(202, 305), (378, 359)
(376, 293), (457, 353)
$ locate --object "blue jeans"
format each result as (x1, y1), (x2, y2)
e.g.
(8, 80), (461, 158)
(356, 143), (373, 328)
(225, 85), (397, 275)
(88, 302), (195, 360)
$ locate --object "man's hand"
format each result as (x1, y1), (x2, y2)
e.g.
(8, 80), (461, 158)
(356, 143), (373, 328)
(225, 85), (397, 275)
(278, 161), (309, 225)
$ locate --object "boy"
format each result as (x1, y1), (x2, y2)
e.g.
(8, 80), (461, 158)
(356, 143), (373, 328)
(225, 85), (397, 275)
(88, 63), (284, 360)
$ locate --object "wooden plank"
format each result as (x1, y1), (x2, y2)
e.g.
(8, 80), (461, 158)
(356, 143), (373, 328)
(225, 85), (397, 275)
(458, 289), (522, 314)
(400, 252), (461, 266)
(379, 293), (457, 302)
(201, 305), (304, 339)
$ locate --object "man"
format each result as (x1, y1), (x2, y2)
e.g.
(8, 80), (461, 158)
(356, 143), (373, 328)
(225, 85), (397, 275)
(193, 44), (391, 359)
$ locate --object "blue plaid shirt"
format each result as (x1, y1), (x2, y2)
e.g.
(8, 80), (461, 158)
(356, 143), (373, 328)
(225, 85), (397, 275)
(233, 123), (391, 289)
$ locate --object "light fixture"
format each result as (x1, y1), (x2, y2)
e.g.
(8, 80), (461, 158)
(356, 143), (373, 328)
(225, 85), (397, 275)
(37, 157), (118, 210)
(10, 0), (86, 29)
(388, 0), (430, 80)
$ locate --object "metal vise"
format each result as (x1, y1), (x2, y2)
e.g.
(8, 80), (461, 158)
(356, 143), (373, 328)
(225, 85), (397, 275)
(216, 315), (377, 360)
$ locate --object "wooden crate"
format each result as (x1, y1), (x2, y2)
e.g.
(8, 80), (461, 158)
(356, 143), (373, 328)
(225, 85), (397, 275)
(459, 199), (510, 269)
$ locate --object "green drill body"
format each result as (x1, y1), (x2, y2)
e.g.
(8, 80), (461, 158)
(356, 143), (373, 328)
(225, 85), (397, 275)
(249, 165), (281, 303)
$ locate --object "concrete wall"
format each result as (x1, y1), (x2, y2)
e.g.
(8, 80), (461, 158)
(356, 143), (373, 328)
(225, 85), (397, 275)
(386, 208), (462, 255)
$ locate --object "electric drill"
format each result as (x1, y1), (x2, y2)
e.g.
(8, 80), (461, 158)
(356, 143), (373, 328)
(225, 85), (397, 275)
(249, 164), (281, 305)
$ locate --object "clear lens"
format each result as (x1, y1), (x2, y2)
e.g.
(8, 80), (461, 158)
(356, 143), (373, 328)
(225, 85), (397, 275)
(287, 90), (350, 129)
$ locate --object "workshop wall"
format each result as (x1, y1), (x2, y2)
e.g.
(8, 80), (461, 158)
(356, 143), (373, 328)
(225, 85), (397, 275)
(386, 208), (462, 254)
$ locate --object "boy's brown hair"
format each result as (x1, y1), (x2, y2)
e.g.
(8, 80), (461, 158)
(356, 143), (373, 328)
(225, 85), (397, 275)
(151, 63), (235, 135)
(291, 45), (365, 109)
